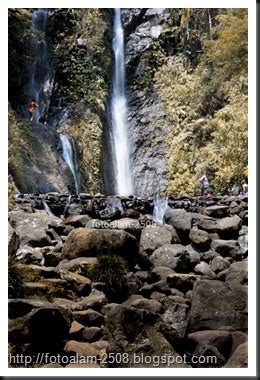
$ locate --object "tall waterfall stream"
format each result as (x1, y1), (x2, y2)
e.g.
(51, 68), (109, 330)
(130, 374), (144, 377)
(110, 8), (133, 196)
(29, 9), (53, 121)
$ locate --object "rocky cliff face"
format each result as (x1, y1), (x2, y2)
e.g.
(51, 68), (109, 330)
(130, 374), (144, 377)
(123, 8), (173, 197)
(47, 9), (113, 194)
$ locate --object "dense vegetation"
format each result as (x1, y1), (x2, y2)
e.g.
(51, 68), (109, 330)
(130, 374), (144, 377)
(154, 9), (248, 195)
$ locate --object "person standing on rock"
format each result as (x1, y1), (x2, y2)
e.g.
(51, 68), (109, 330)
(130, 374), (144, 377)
(199, 173), (209, 196)
(29, 99), (38, 121)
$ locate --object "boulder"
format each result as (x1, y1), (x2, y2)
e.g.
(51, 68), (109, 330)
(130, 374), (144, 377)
(151, 266), (176, 282)
(203, 205), (229, 218)
(189, 229), (210, 249)
(140, 281), (171, 298)
(192, 343), (226, 367)
(165, 209), (192, 242)
(62, 228), (138, 264)
(237, 234), (248, 256)
(194, 262), (216, 278)
(198, 215), (242, 239)
(210, 256), (230, 273)
(64, 214), (91, 228)
(99, 206), (121, 220)
(166, 273), (200, 293)
(82, 327), (102, 343)
(216, 215), (242, 239)
(23, 282), (47, 297)
(72, 309), (104, 327)
(8, 222), (19, 256)
(110, 218), (142, 238)
(225, 261), (248, 285)
(64, 340), (100, 359)
(150, 244), (190, 272)
(16, 245), (44, 266)
(224, 342), (248, 367)
(200, 250), (221, 263)
(130, 298), (163, 314)
(9, 211), (65, 247)
(161, 300), (190, 341)
(230, 331), (248, 355)
(57, 257), (97, 272)
(73, 290), (107, 312)
(59, 270), (92, 296)
(211, 239), (242, 259)
(9, 302), (71, 353)
(189, 280), (248, 332)
(185, 245), (200, 266)
(139, 225), (175, 256)
(188, 330), (232, 358)
(69, 320), (85, 340)
(122, 208), (140, 219)
(106, 304), (190, 367)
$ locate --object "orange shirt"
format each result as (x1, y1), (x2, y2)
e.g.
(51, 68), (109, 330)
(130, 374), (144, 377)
(29, 101), (38, 113)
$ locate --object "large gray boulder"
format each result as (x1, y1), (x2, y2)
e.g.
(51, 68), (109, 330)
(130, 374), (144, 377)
(211, 239), (242, 260)
(198, 215), (242, 239)
(189, 229), (210, 249)
(188, 330), (232, 359)
(9, 211), (64, 247)
(203, 205), (229, 218)
(150, 244), (190, 272)
(62, 228), (138, 264)
(165, 209), (192, 243)
(160, 298), (190, 341)
(189, 280), (247, 332)
(139, 225), (177, 267)
(106, 304), (190, 367)
(225, 261), (248, 285)
(210, 256), (230, 274)
(194, 262), (216, 278)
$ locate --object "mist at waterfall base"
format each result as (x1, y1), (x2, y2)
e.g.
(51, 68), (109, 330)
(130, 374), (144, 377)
(29, 9), (53, 121)
(59, 133), (80, 194)
(109, 9), (133, 197)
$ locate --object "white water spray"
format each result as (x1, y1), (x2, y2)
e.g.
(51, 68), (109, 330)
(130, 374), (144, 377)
(60, 134), (80, 194)
(153, 197), (169, 224)
(110, 8), (133, 196)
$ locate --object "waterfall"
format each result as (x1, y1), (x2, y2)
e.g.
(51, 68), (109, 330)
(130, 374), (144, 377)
(110, 8), (133, 196)
(153, 197), (169, 224)
(42, 200), (54, 216)
(29, 9), (53, 121)
(60, 133), (80, 194)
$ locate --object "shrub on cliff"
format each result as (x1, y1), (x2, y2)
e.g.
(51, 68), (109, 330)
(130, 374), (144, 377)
(91, 255), (128, 302)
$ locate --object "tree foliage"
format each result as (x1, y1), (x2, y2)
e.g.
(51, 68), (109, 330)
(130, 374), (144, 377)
(155, 8), (248, 195)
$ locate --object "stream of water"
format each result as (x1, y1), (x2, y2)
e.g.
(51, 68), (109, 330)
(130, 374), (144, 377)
(59, 133), (81, 194)
(110, 8), (133, 196)
(29, 9), (53, 121)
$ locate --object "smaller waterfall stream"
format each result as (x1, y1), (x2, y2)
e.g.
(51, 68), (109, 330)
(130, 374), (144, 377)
(60, 134), (80, 194)
(42, 200), (54, 216)
(153, 197), (169, 224)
